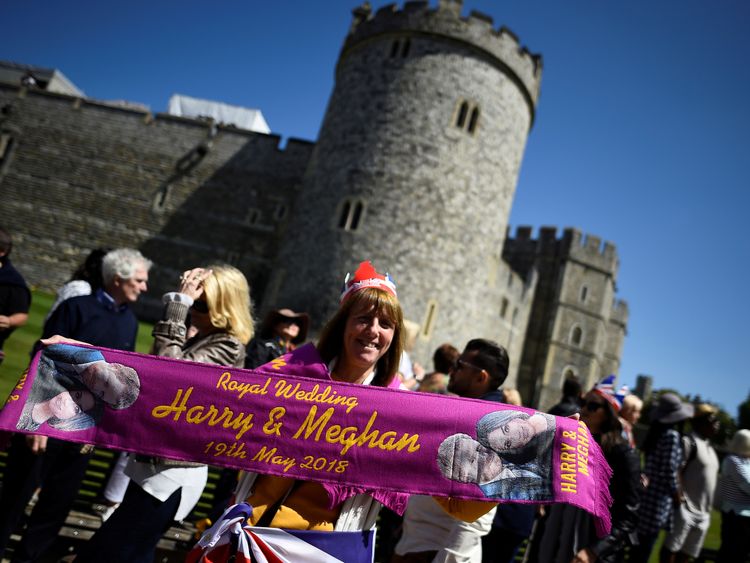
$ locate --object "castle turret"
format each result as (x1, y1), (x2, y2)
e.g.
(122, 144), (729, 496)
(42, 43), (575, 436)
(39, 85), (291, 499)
(267, 1), (542, 358)
(504, 227), (628, 409)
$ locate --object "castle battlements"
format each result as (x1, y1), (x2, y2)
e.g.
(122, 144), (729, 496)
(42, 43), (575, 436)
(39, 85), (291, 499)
(563, 228), (618, 273)
(610, 298), (629, 326)
(343, 1), (542, 110)
(504, 225), (619, 274)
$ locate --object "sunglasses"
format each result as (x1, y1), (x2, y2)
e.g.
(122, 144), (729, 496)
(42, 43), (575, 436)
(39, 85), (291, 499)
(191, 299), (209, 314)
(450, 359), (483, 373)
(584, 401), (606, 412)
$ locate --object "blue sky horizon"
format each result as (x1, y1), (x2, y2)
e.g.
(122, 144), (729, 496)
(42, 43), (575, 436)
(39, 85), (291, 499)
(4, 1), (749, 419)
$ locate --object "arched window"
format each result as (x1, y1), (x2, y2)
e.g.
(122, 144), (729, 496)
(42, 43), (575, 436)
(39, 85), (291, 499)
(570, 325), (583, 347)
(563, 367), (577, 380)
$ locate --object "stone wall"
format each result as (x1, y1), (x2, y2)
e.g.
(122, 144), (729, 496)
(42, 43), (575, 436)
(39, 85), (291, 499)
(270, 1), (540, 365)
(0, 85), (313, 317)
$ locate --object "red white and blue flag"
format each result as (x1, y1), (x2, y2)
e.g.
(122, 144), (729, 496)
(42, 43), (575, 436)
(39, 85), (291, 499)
(187, 503), (375, 563)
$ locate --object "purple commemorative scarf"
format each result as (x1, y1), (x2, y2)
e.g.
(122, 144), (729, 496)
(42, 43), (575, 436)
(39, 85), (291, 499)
(0, 343), (613, 535)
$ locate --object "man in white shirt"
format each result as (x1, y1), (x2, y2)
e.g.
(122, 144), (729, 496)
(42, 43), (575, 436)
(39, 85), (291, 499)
(662, 404), (720, 563)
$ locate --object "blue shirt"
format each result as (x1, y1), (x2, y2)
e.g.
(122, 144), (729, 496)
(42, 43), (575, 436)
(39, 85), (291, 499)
(41, 289), (138, 351)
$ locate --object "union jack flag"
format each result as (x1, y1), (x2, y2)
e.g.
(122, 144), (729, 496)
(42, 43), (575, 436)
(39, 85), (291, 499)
(188, 503), (375, 563)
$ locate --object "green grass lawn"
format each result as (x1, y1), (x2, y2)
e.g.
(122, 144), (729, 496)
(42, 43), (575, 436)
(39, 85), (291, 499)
(646, 511), (722, 562)
(0, 290), (154, 402)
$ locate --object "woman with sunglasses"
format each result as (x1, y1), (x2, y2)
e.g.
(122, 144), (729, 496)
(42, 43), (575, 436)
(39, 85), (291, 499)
(244, 307), (309, 369)
(533, 376), (642, 563)
(75, 264), (254, 563)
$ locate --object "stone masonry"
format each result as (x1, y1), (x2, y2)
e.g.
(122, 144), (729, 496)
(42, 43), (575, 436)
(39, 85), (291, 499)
(0, 1), (628, 408)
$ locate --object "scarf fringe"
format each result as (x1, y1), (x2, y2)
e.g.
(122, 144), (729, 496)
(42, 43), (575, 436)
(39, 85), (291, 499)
(589, 438), (614, 536)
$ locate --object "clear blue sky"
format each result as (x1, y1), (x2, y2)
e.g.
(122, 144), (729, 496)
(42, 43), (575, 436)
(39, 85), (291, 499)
(4, 1), (749, 418)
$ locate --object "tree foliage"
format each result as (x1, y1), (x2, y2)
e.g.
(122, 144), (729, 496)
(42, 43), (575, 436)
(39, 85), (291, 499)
(738, 391), (750, 430)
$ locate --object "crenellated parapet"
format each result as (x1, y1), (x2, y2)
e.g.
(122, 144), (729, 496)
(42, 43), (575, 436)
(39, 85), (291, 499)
(504, 225), (620, 277)
(343, 1), (542, 110)
(562, 227), (618, 275)
(610, 298), (629, 327)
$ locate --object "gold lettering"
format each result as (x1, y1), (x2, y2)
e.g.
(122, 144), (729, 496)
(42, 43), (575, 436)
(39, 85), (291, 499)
(152, 387), (192, 421)
(292, 406), (335, 440)
(263, 407), (286, 436)
(560, 482), (577, 493)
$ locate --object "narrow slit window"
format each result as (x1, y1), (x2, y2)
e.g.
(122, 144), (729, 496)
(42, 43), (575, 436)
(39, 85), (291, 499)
(390, 40), (400, 58)
(274, 202), (288, 221)
(337, 198), (366, 231)
(500, 297), (509, 319)
(467, 107), (480, 133)
(580, 285), (588, 303)
(245, 208), (260, 226)
(456, 102), (469, 129)
(422, 300), (438, 338)
(0, 133), (16, 176)
(571, 326), (583, 346)
(401, 38), (411, 57)
(338, 200), (352, 229)
(350, 201), (363, 231)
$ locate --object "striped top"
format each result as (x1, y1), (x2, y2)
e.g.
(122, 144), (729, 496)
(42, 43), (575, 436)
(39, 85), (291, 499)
(718, 454), (750, 517)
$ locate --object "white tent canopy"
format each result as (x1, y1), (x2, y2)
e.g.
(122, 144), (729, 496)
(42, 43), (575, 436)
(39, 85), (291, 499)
(168, 94), (270, 133)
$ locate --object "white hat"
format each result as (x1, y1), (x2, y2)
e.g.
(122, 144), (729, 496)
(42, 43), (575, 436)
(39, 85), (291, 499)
(729, 429), (750, 457)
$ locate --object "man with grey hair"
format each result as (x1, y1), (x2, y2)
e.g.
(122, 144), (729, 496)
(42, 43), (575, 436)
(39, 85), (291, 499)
(0, 248), (151, 562)
(39, 248), (152, 347)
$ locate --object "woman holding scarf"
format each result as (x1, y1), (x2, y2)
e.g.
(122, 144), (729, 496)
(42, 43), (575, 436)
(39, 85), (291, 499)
(193, 261), (495, 561)
(75, 264), (254, 563)
(234, 261), (407, 533)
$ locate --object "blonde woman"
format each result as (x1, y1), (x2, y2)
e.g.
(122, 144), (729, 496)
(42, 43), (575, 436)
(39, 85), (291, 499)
(75, 264), (254, 563)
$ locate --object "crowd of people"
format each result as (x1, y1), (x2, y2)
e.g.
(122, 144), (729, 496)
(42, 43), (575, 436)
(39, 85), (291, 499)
(0, 225), (748, 563)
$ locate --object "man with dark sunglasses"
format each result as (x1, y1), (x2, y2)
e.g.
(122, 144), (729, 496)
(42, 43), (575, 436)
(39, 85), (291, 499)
(393, 338), (510, 562)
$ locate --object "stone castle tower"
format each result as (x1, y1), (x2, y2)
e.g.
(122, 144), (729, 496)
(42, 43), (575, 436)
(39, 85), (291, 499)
(268, 0), (543, 362)
(0, 2), (628, 407)
(504, 227), (629, 409)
